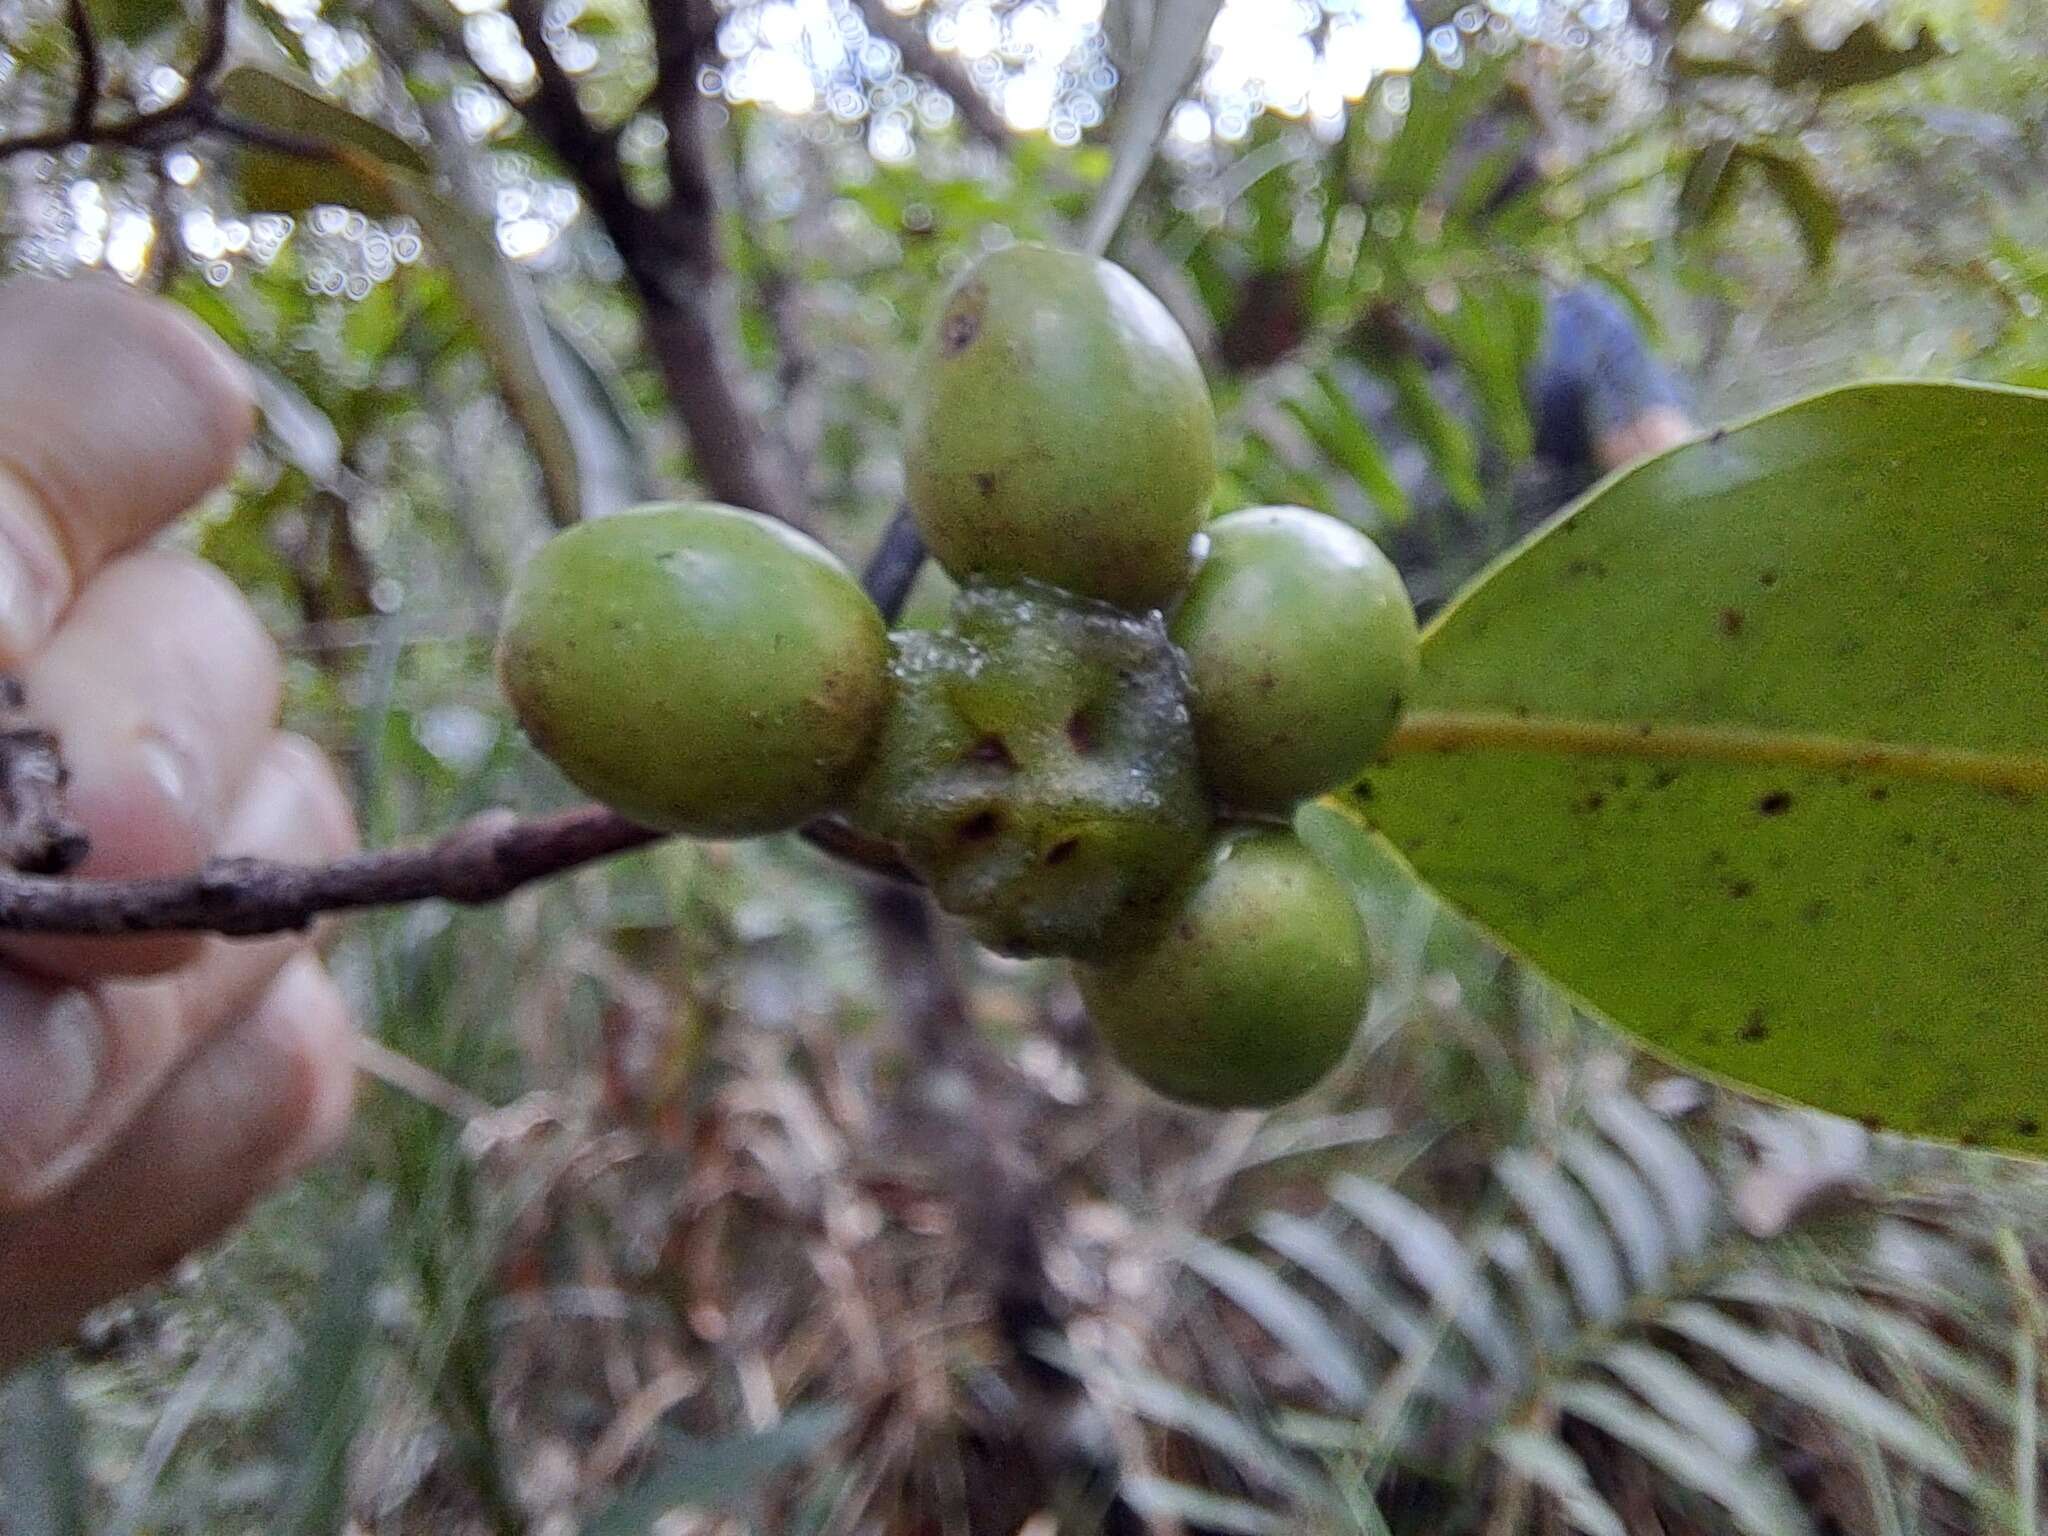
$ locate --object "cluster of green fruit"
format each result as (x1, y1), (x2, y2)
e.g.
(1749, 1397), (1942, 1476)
(497, 243), (1420, 1109)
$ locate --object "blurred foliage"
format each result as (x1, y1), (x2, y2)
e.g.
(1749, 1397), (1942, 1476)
(1, 0), (2047, 1531)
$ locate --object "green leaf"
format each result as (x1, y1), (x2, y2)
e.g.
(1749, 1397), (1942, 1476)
(1182, 1236), (1375, 1407)
(1556, 1130), (1670, 1289)
(1586, 1093), (1716, 1256)
(279, 1193), (392, 1536)
(1370, 351), (1484, 514)
(1254, 1211), (1461, 1394)
(1768, 20), (1946, 95)
(215, 65), (637, 524)
(1280, 365), (1409, 523)
(1589, 1342), (1758, 1466)
(1079, 0), (1224, 256)
(216, 65), (429, 218)
(1747, 147), (1839, 270)
(1121, 1477), (1294, 1535)
(385, 177), (625, 526)
(1549, 1380), (1816, 1536)
(1331, 1175), (1523, 1384)
(1373, 52), (1510, 215)
(86, 0), (181, 45)
(1428, 278), (1542, 462)
(1676, 138), (1739, 232)
(583, 1405), (848, 1534)
(1660, 1304), (1981, 1495)
(1347, 380), (2048, 1154)
(1495, 1149), (1627, 1322)
(0, 1357), (88, 1536)
(1491, 1428), (1628, 1536)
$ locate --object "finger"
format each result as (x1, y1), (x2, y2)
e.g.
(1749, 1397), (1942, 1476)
(0, 276), (255, 660)
(0, 955), (353, 1373)
(0, 734), (356, 1208)
(3, 550), (285, 978)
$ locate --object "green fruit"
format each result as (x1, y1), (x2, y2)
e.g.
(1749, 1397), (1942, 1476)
(497, 503), (889, 837)
(1173, 506), (1420, 814)
(850, 579), (1211, 960)
(1076, 828), (1369, 1109)
(904, 243), (1216, 611)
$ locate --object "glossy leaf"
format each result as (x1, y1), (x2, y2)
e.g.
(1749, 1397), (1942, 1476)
(1348, 381), (2048, 1153)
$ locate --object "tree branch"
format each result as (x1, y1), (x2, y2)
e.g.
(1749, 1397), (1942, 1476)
(852, 0), (1012, 153)
(0, 791), (909, 937)
(63, 0), (102, 140)
(860, 508), (926, 624)
(0, 0), (231, 162)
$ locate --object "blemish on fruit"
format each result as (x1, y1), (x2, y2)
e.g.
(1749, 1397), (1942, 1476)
(1719, 607), (1744, 636)
(1756, 790), (1793, 816)
(941, 288), (984, 354)
(1739, 1009), (1769, 1042)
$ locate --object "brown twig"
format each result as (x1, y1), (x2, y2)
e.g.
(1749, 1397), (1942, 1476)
(0, 800), (909, 937)
(0, 0), (231, 162)
(852, 0), (1012, 153)
(63, 0), (102, 140)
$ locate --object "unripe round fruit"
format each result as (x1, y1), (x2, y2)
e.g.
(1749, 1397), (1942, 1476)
(1172, 507), (1420, 814)
(496, 503), (889, 837)
(1076, 828), (1369, 1109)
(904, 243), (1216, 611)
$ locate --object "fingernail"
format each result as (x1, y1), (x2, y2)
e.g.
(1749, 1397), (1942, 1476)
(135, 730), (214, 848)
(0, 474), (68, 660)
(0, 983), (104, 1203)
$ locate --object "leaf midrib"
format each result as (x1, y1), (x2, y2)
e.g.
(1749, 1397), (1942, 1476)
(1380, 709), (2048, 796)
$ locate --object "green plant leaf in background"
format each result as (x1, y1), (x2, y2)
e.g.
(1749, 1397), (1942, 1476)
(0, 1356), (89, 1536)
(1678, 141), (1839, 271)
(1768, 19), (1947, 95)
(1342, 380), (2048, 1155)
(85, 0), (180, 44)
(216, 66), (430, 220)
(213, 64), (641, 524)
(1745, 147), (1839, 271)
(582, 1404), (849, 1535)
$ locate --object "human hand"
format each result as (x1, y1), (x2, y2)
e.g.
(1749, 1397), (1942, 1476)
(0, 277), (359, 1371)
